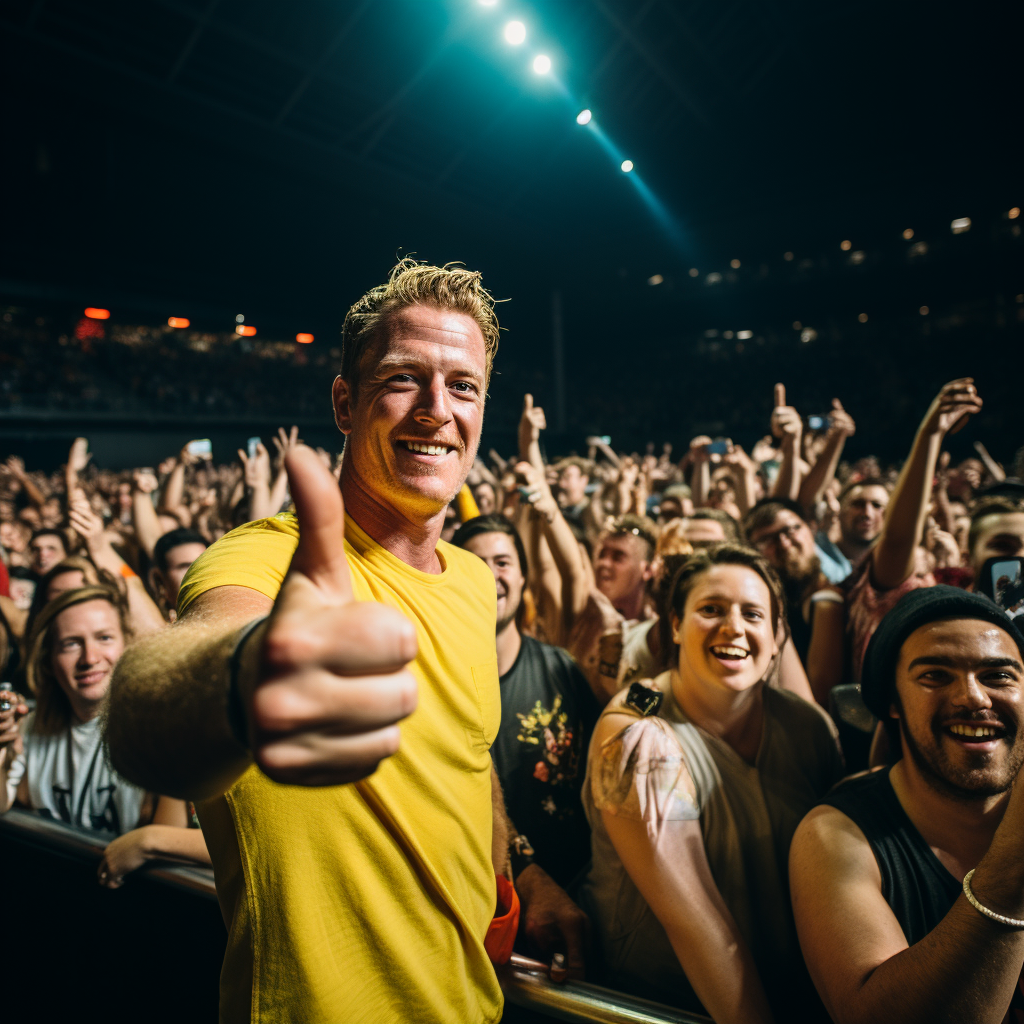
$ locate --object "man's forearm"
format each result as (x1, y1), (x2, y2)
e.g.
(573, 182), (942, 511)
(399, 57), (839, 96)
(798, 429), (847, 512)
(872, 430), (940, 589)
(105, 622), (256, 800)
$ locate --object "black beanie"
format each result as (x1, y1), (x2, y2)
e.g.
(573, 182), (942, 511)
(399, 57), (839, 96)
(861, 585), (1024, 720)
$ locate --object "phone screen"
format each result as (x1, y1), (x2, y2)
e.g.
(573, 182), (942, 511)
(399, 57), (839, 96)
(247, 436), (261, 459)
(978, 556), (1024, 620)
(187, 438), (212, 459)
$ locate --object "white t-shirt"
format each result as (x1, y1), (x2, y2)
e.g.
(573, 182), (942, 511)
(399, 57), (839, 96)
(5, 712), (145, 835)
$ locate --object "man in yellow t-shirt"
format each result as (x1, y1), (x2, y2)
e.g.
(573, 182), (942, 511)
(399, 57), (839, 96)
(104, 261), (512, 1023)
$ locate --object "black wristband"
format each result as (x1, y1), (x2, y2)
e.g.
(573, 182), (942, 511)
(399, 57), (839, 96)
(227, 616), (268, 749)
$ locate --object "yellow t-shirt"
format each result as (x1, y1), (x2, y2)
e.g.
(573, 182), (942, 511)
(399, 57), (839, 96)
(179, 512), (503, 1024)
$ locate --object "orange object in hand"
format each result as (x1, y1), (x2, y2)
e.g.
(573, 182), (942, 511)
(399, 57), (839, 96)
(484, 875), (520, 965)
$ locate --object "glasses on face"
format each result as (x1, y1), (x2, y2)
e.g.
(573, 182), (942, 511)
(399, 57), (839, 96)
(752, 522), (804, 552)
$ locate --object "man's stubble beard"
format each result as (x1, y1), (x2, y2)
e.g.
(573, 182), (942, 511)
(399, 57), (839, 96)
(900, 711), (1024, 802)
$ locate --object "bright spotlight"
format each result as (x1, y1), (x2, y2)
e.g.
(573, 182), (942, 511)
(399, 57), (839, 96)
(532, 54), (551, 74)
(478, 0), (497, 5)
(620, 159), (634, 173)
(576, 108), (592, 125)
(504, 20), (525, 44)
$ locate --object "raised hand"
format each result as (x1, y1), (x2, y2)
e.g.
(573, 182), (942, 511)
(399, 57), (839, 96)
(770, 383), (802, 441)
(133, 469), (158, 494)
(68, 491), (105, 545)
(689, 435), (713, 463)
(828, 398), (856, 437)
(3, 455), (27, 479)
(919, 378), (983, 438)
(68, 437), (92, 473)
(519, 393), (547, 462)
(238, 443), (271, 489)
(0, 689), (29, 750)
(272, 425), (301, 471)
(516, 460), (559, 523)
(245, 446), (419, 786)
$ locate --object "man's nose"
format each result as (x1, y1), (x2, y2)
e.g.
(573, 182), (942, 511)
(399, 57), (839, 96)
(954, 673), (995, 712)
(413, 378), (450, 426)
(78, 640), (101, 667)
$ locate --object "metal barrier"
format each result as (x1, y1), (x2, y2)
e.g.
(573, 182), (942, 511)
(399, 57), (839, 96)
(0, 807), (710, 1024)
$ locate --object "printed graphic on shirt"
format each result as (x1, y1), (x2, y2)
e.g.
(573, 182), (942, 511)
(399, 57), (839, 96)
(516, 695), (582, 815)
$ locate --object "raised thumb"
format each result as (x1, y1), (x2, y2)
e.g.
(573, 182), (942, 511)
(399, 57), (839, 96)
(286, 445), (353, 603)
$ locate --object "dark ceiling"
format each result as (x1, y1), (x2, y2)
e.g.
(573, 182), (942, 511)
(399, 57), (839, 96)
(0, 0), (1019, 331)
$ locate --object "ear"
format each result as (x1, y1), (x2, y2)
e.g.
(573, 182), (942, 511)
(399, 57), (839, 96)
(641, 559), (656, 583)
(332, 376), (353, 436)
(670, 611), (683, 645)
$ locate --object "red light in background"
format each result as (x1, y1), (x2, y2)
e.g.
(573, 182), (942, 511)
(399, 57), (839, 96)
(236, 325), (257, 337)
(84, 307), (110, 320)
(295, 333), (314, 344)
(168, 317), (190, 328)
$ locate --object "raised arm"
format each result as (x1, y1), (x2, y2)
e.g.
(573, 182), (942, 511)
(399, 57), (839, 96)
(798, 399), (856, 513)
(238, 442), (273, 522)
(518, 394), (547, 472)
(268, 426), (301, 516)
(871, 379), (982, 590)
(770, 383), (804, 502)
(131, 469), (164, 560)
(791, 785), (1024, 1024)
(105, 447), (419, 801)
(68, 492), (166, 635)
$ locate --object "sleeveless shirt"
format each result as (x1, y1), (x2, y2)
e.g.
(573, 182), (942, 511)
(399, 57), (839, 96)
(821, 767), (959, 943)
(582, 674), (843, 1016)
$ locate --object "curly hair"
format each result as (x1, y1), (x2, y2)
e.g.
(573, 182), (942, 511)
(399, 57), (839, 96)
(341, 259), (502, 388)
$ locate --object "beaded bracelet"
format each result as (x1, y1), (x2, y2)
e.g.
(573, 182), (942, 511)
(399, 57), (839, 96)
(962, 869), (1024, 928)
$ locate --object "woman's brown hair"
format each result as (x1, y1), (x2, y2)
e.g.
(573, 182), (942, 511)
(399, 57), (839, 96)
(24, 584), (131, 735)
(665, 543), (790, 657)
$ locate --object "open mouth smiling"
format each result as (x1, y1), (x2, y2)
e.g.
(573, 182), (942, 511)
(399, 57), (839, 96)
(709, 645), (750, 662)
(944, 721), (1009, 748)
(398, 440), (455, 456)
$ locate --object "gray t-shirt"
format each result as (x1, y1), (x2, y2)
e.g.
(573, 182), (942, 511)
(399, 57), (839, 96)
(6, 712), (145, 835)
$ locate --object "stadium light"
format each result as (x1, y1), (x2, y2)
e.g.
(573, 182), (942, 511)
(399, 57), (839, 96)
(296, 333), (314, 344)
(167, 317), (190, 328)
(532, 54), (551, 74)
(620, 159), (634, 173)
(730, 259), (741, 269)
(576, 108), (592, 125)
(951, 217), (971, 234)
(84, 307), (110, 320)
(504, 20), (525, 44)
(235, 314), (245, 323)
(1010, 207), (1020, 220)
(236, 325), (257, 337)
(903, 228), (914, 240)
(840, 239), (852, 251)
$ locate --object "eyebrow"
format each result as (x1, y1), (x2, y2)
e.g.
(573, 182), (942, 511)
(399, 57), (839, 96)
(907, 655), (1024, 671)
(373, 355), (484, 383)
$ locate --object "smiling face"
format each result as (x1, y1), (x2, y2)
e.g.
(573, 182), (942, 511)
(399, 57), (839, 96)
(30, 533), (67, 575)
(673, 565), (780, 697)
(462, 531), (525, 635)
(594, 532), (653, 611)
(333, 304), (486, 519)
(748, 508), (818, 583)
(892, 618), (1024, 799)
(840, 484), (889, 545)
(50, 599), (126, 721)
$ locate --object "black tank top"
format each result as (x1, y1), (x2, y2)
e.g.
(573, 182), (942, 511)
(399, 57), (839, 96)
(821, 766), (960, 945)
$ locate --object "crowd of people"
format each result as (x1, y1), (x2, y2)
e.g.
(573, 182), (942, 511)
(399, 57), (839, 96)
(2, 259), (1024, 1023)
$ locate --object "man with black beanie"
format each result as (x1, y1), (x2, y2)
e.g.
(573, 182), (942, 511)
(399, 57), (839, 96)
(789, 586), (1024, 1024)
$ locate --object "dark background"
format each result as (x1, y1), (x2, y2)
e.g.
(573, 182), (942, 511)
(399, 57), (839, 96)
(1, 0), (1021, 466)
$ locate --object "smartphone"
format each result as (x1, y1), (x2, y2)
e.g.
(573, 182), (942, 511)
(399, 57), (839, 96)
(977, 556), (1024, 619)
(706, 438), (730, 455)
(806, 415), (831, 431)
(187, 438), (212, 459)
(247, 436), (261, 459)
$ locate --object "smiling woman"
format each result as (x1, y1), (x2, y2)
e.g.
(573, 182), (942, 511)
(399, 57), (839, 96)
(580, 543), (844, 1021)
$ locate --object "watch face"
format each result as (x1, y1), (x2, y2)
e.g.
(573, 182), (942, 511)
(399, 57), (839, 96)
(625, 682), (663, 718)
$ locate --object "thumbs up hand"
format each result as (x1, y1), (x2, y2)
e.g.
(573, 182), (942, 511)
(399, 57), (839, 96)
(243, 446), (419, 787)
(770, 382), (802, 441)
